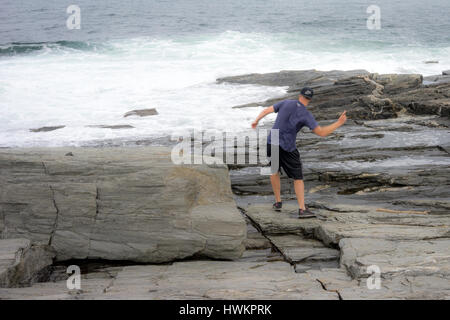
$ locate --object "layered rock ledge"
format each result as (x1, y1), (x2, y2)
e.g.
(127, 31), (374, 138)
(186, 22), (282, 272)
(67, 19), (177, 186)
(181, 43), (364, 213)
(218, 69), (449, 120)
(1, 69), (449, 299)
(0, 147), (246, 264)
(240, 203), (450, 299)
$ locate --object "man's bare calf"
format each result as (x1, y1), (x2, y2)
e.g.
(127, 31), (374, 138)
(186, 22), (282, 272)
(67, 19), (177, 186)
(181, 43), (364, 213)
(270, 173), (282, 203)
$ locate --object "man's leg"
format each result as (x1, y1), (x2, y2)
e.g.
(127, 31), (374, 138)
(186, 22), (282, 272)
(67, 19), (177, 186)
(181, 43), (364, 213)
(293, 179), (306, 210)
(270, 173), (281, 203)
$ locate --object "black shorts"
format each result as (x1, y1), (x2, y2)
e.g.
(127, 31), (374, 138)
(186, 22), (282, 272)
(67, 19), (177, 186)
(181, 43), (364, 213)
(267, 144), (303, 180)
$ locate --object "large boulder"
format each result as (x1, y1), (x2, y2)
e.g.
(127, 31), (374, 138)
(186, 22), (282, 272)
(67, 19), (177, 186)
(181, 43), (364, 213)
(0, 147), (246, 263)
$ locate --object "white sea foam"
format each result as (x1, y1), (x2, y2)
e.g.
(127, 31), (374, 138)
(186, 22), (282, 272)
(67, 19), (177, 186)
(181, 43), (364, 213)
(0, 31), (449, 147)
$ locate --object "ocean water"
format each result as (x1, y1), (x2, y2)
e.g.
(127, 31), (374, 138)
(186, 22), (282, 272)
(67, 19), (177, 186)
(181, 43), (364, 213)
(1, 0), (449, 147)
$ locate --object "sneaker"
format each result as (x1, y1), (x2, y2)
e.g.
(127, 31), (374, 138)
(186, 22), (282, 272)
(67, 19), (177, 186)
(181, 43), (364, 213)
(298, 208), (315, 218)
(272, 202), (282, 211)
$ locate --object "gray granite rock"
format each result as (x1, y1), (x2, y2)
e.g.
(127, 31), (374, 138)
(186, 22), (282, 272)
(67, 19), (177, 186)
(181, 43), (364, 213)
(316, 222), (449, 247)
(0, 147), (246, 263)
(0, 260), (338, 300)
(238, 248), (284, 262)
(339, 274), (450, 299)
(243, 220), (272, 250)
(3, 68), (450, 299)
(220, 69), (450, 120)
(306, 268), (450, 299)
(5, 255), (445, 299)
(339, 238), (450, 279)
(29, 126), (65, 132)
(243, 203), (449, 247)
(423, 74), (450, 85)
(0, 239), (55, 288)
(217, 69), (369, 89)
(123, 108), (158, 118)
(244, 204), (320, 237)
(267, 234), (339, 264)
(370, 73), (422, 94)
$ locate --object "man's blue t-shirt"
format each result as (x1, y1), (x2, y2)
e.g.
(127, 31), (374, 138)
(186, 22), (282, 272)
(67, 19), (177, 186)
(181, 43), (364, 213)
(267, 100), (318, 152)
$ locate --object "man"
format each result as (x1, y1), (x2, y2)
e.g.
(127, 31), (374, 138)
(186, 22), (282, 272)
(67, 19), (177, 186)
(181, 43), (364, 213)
(251, 87), (347, 218)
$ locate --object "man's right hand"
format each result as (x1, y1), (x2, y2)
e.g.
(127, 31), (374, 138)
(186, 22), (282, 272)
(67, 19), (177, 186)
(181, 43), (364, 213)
(338, 110), (347, 125)
(251, 106), (275, 129)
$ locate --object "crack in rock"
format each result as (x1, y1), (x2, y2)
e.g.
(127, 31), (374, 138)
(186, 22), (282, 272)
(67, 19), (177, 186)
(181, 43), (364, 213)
(87, 186), (100, 257)
(48, 186), (60, 246)
(316, 278), (343, 300)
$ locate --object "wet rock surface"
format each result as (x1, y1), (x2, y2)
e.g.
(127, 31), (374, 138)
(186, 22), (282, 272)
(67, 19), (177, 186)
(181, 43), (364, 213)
(123, 108), (158, 118)
(85, 124), (134, 129)
(29, 126), (65, 133)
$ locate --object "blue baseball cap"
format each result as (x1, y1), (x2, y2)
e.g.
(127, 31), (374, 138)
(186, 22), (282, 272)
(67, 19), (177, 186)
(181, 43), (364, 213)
(300, 87), (314, 99)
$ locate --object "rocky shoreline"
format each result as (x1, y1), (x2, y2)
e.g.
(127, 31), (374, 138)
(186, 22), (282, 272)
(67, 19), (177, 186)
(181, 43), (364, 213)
(1, 69), (449, 299)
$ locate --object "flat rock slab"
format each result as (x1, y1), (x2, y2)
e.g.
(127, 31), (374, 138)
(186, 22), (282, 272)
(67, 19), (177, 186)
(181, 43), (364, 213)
(339, 274), (450, 299)
(306, 269), (450, 299)
(0, 260), (338, 300)
(238, 248), (284, 263)
(245, 204), (449, 247)
(244, 204), (320, 237)
(316, 222), (450, 246)
(311, 202), (450, 226)
(244, 202), (450, 296)
(2, 251), (447, 299)
(340, 238), (450, 279)
(0, 239), (55, 288)
(267, 235), (339, 264)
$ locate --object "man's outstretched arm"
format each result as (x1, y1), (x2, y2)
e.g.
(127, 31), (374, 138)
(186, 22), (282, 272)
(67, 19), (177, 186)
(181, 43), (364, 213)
(313, 110), (347, 137)
(251, 106), (274, 128)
